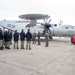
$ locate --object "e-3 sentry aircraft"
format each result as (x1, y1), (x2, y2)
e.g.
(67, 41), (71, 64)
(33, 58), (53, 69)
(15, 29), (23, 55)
(0, 14), (75, 39)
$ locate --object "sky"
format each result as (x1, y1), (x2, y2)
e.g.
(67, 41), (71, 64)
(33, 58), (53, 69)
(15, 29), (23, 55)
(0, 0), (75, 25)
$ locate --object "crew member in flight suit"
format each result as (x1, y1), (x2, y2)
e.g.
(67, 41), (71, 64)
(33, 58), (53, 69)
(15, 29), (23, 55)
(44, 23), (52, 40)
(37, 31), (41, 45)
(45, 31), (49, 47)
(44, 24), (50, 47)
(32, 30), (37, 44)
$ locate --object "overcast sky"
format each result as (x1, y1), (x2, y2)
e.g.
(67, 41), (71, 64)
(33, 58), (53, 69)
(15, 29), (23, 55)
(0, 0), (75, 25)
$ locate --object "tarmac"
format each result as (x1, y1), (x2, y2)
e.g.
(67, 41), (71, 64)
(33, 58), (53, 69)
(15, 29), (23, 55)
(0, 37), (75, 75)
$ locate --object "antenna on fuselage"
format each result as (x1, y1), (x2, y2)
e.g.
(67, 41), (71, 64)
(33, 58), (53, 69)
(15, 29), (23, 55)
(58, 19), (63, 26)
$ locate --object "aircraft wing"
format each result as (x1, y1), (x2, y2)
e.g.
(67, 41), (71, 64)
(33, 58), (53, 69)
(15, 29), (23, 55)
(26, 23), (36, 27)
(0, 25), (15, 32)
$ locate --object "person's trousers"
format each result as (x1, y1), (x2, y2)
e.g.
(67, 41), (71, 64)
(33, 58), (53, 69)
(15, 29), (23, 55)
(26, 41), (31, 49)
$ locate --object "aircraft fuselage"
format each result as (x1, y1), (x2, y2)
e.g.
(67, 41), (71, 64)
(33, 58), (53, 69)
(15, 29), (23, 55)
(0, 20), (75, 37)
(50, 25), (75, 37)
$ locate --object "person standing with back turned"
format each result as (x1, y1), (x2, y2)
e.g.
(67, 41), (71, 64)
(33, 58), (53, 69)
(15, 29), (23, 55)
(13, 30), (19, 49)
(26, 29), (32, 50)
(45, 31), (49, 47)
(20, 29), (25, 49)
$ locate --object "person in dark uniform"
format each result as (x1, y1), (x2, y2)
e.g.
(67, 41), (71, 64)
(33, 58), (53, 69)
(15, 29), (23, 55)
(26, 29), (32, 50)
(37, 31), (41, 45)
(8, 29), (12, 44)
(13, 30), (19, 49)
(4, 30), (11, 49)
(20, 29), (25, 49)
(0, 28), (4, 50)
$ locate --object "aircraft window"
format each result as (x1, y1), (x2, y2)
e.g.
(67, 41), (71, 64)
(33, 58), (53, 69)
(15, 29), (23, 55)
(7, 24), (15, 28)
(69, 26), (74, 29)
(54, 24), (57, 26)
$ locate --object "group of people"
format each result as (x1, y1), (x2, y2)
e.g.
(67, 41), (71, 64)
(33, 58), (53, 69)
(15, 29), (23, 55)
(0, 28), (50, 50)
(0, 28), (12, 50)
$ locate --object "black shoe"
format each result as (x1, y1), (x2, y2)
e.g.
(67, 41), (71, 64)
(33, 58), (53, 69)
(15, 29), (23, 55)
(7, 47), (10, 49)
(38, 44), (40, 45)
(29, 48), (31, 50)
(21, 48), (25, 49)
(0, 47), (4, 50)
(2, 46), (4, 49)
(26, 48), (28, 50)
(17, 47), (19, 49)
(5, 47), (8, 49)
(5, 47), (10, 49)
(8, 47), (10, 49)
(45, 46), (48, 47)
